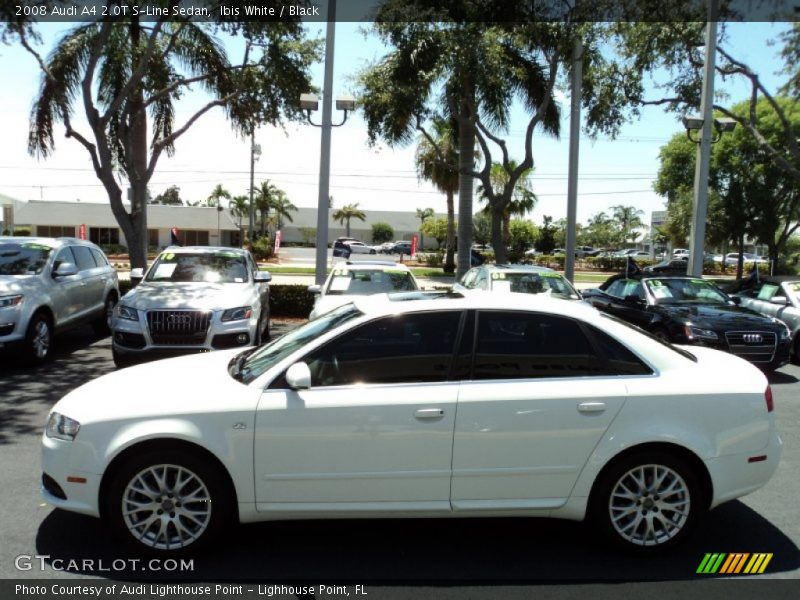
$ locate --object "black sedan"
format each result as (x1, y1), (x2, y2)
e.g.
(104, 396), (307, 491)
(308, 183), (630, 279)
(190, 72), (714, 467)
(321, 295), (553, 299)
(582, 275), (792, 371)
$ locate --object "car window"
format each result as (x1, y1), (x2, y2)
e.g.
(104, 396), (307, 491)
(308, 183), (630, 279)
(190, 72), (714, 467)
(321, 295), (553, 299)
(491, 271), (581, 299)
(473, 311), (613, 379)
(584, 325), (654, 376)
(325, 268), (417, 295)
(52, 247), (77, 272)
(0, 242), (53, 275)
(756, 283), (780, 301)
(606, 279), (642, 299)
(303, 311), (462, 386)
(644, 278), (728, 305)
(71, 246), (97, 271)
(460, 268), (478, 289)
(90, 248), (109, 267)
(146, 251), (248, 283)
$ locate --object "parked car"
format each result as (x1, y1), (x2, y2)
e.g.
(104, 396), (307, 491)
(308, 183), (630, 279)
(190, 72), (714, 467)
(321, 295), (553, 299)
(111, 246), (271, 367)
(724, 252), (769, 267)
(377, 242), (396, 254)
(643, 258), (689, 274)
(582, 274), (791, 371)
(673, 248), (689, 258)
(42, 293), (781, 554)
(308, 260), (419, 319)
(453, 264), (581, 300)
(730, 275), (800, 363)
(0, 236), (119, 364)
(392, 241), (413, 255)
(344, 240), (377, 255)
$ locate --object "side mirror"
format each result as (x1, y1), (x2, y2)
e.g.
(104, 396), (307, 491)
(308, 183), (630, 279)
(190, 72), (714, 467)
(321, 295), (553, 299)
(769, 296), (789, 306)
(730, 296), (742, 306)
(308, 284), (322, 295)
(53, 262), (78, 278)
(285, 362), (311, 390)
(254, 271), (272, 283)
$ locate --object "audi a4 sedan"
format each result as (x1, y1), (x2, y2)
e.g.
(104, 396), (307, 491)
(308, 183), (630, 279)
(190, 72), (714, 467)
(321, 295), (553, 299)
(582, 275), (791, 371)
(111, 246), (271, 366)
(42, 293), (780, 554)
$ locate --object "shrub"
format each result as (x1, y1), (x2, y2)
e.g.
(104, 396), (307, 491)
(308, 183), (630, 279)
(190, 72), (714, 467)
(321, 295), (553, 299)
(251, 236), (274, 261)
(371, 222), (395, 244)
(269, 284), (315, 318)
(422, 251), (444, 267)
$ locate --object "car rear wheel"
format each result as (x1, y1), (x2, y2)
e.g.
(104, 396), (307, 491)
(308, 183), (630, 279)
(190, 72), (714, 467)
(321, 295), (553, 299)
(591, 452), (703, 553)
(107, 450), (232, 554)
(24, 312), (53, 365)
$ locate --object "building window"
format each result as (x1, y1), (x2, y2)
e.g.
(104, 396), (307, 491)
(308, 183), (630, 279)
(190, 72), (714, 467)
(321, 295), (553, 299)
(182, 230), (209, 246)
(89, 227), (120, 245)
(37, 225), (75, 238)
(148, 229), (159, 248)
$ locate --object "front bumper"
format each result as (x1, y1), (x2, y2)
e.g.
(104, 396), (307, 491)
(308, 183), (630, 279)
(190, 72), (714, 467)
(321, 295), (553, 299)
(41, 433), (101, 518)
(112, 308), (257, 358)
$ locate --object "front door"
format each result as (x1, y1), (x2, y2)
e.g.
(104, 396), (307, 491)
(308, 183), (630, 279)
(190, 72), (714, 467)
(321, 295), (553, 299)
(254, 310), (464, 513)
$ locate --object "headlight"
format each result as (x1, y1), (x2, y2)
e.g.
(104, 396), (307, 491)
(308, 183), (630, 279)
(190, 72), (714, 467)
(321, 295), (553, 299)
(0, 294), (23, 308)
(221, 306), (253, 322)
(116, 304), (138, 321)
(779, 324), (791, 340)
(45, 412), (81, 441)
(684, 325), (718, 341)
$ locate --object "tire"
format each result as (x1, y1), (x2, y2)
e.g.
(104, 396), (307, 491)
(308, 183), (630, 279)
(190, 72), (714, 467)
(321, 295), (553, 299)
(792, 334), (800, 366)
(112, 346), (134, 369)
(590, 451), (704, 553)
(106, 449), (233, 555)
(92, 293), (117, 336)
(254, 310), (270, 346)
(370, 249), (377, 255)
(24, 311), (53, 365)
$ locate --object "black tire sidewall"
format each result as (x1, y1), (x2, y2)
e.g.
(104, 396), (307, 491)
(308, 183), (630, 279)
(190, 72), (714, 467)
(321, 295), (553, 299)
(93, 294), (117, 335)
(24, 312), (52, 364)
(106, 449), (232, 555)
(590, 451), (704, 554)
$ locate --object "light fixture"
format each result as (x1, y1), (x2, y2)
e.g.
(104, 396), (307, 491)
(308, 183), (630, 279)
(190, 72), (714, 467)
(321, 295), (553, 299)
(682, 114), (737, 143)
(301, 92), (354, 127)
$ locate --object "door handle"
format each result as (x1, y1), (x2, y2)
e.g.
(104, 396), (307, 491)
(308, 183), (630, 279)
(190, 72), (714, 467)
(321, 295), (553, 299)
(577, 402), (606, 414)
(414, 408), (445, 419)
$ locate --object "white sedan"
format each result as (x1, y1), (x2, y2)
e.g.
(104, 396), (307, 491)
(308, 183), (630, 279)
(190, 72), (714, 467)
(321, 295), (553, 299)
(344, 241), (378, 254)
(42, 294), (781, 554)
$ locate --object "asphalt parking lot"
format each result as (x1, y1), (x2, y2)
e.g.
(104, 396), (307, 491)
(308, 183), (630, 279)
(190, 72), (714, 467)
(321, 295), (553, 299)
(1, 324), (799, 596)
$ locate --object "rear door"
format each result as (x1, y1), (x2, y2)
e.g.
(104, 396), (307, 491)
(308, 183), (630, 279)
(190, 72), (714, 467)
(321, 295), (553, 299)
(49, 247), (84, 324)
(70, 245), (106, 318)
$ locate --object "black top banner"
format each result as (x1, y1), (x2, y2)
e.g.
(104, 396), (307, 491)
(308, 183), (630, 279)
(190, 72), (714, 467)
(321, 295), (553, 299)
(3, 0), (800, 23)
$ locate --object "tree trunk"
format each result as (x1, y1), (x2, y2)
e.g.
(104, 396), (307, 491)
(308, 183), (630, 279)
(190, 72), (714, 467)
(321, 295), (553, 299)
(345, 219), (350, 238)
(444, 189), (456, 273)
(502, 209), (511, 253)
(128, 18), (149, 269)
(736, 234), (745, 279)
(491, 206), (505, 264)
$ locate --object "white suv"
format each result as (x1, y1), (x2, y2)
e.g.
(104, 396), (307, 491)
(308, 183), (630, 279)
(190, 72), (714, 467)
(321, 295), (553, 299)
(0, 237), (119, 364)
(111, 246), (271, 367)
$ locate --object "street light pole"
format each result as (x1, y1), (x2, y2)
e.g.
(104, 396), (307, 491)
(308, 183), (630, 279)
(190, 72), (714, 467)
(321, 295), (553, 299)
(314, 0), (337, 286)
(687, 0), (719, 277)
(565, 40), (583, 283)
(248, 128), (256, 246)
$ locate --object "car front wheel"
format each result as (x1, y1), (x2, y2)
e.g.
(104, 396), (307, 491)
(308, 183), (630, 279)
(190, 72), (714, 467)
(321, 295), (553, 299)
(24, 312), (52, 365)
(107, 450), (232, 554)
(591, 452), (703, 553)
(93, 294), (117, 336)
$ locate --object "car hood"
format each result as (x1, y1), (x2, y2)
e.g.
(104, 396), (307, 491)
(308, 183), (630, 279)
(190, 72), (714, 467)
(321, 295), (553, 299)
(121, 282), (253, 311)
(51, 348), (258, 425)
(655, 303), (783, 330)
(310, 295), (355, 319)
(0, 274), (39, 294)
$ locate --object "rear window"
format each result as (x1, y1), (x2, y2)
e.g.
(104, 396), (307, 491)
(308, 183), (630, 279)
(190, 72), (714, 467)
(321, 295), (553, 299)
(325, 268), (417, 296)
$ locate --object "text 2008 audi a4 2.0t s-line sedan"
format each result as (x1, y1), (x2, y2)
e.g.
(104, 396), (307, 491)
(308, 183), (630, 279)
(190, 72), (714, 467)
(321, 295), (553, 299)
(42, 293), (781, 554)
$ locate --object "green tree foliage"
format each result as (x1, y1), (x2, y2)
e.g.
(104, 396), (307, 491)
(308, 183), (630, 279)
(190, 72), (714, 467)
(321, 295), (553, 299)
(421, 217), (449, 249)
(332, 203), (366, 238)
(19, 10), (318, 268)
(478, 160), (537, 251)
(472, 213), (492, 247)
(537, 215), (558, 255)
(415, 207), (435, 250)
(229, 195), (250, 237)
(371, 222), (395, 244)
(507, 219), (538, 262)
(253, 180), (295, 238)
(206, 184), (231, 208)
(298, 227), (317, 246)
(150, 185), (183, 206)
(609, 205), (645, 245)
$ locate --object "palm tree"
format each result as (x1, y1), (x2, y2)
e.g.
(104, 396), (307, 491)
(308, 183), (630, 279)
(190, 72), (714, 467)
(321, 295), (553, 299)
(610, 205), (645, 245)
(25, 20), (315, 269)
(415, 119), (459, 272)
(253, 181), (279, 237)
(332, 203), (367, 238)
(270, 193), (298, 231)
(415, 207), (435, 251)
(229, 195), (250, 244)
(478, 161), (537, 250)
(207, 184), (231, 208)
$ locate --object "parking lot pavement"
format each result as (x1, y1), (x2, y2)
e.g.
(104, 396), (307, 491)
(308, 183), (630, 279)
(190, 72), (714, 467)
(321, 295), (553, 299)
(1, 325), (798, 589)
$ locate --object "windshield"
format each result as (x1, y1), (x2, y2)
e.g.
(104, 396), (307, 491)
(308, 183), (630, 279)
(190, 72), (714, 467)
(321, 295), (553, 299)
(325, 268), (417, 296)
(234, 304), (363, 384)
(0, 242), (52, 275)
(491, 271), (581, 300)
(644, 278), (730, 305)
(599, 312), (697, 362)
(146, 251), (248, 284)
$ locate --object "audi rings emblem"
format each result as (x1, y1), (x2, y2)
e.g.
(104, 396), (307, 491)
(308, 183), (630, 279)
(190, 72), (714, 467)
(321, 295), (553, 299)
(743, 334), (764, 344)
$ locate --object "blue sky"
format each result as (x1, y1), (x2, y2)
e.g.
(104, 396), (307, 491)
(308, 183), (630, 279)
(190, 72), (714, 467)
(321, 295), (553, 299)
(0, 20), (791, 227)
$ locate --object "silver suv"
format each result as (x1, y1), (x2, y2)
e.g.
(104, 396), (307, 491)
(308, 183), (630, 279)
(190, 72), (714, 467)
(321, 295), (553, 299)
(111, 246), (271, 367)
(0, 237), (120, 364)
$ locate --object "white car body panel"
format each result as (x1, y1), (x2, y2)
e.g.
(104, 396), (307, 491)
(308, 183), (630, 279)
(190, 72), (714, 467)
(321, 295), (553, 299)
(42, 294), (781, 534)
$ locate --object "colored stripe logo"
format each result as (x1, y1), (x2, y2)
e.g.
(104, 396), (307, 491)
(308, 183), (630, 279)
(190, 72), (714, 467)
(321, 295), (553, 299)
(697, 553), (773, 574)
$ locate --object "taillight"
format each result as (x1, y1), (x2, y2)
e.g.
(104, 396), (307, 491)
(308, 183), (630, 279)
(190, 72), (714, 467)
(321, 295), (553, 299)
(765, 385), (774, 412)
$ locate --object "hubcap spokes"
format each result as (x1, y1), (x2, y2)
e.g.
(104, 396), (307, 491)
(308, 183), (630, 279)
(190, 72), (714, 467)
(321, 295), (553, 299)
(122, 464), (211, 550)
(609, 464), (690, 546)
(33, 321), (50, 358)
